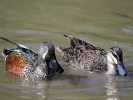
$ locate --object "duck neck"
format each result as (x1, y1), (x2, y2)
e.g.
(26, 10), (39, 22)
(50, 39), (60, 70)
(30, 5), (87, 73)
(37, 54), (48, 74)
(106, 62), (117, 75)
(106, 52), (117, 75)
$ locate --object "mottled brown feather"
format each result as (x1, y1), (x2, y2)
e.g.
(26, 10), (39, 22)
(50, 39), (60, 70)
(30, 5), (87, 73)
(58, 35), (108, 73)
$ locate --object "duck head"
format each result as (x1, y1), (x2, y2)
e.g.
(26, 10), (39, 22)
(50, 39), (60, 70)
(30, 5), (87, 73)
(107, 46), (127, 76)
(38, 42), (64, 73)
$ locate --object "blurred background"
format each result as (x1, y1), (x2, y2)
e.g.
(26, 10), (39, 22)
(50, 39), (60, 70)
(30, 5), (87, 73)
(0, 0), (133, 100)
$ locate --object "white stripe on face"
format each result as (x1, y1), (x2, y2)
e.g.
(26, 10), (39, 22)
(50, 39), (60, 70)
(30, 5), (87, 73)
(42, 47), (48, 59)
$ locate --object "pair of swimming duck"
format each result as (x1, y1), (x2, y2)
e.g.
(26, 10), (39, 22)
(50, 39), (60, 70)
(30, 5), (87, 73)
(0, 35), (128, 80)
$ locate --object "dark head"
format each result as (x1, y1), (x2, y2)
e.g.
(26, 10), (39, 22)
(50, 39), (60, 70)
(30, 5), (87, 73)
(108, 46), (127, 76)
(38, 42), (64, 73)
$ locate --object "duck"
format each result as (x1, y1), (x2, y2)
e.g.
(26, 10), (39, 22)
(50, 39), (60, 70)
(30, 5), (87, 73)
(0, 37), (64, 80)
(57, 35), (127, 76)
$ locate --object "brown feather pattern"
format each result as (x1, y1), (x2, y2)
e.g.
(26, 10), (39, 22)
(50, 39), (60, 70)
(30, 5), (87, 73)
(58, 35), (108, 73)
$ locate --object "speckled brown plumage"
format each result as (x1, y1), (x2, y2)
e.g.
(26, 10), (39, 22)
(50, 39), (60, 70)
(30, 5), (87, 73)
(58, 35), (108, 73)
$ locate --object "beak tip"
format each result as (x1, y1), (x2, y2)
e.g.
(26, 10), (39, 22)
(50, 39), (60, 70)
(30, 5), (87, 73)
(117, 64), (128, 77)
(124, 72), (128, 77)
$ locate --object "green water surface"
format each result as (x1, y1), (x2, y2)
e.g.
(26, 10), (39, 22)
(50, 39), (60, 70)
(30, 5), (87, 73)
(0, 0), (133, 100)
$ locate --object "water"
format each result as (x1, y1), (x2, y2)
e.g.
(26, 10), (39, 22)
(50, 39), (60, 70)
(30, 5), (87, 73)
(0, 0), (133, 100)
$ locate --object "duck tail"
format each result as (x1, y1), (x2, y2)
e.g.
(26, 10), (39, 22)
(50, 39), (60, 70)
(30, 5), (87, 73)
(63, 35), (79, 47)
(57, 47), (66, 53)
(0, 37), (28, 49)
(63, 35), (73, 40)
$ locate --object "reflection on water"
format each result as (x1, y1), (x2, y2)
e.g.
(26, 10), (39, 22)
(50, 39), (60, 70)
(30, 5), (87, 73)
(121, 26), (133, 35)
(0, 76), (50, 100)
(105, 76), (118, 100)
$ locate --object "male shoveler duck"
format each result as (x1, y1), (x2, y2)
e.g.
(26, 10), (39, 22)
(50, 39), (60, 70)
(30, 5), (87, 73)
(0, 37), (64, 79)
(57, 35), (127, 76)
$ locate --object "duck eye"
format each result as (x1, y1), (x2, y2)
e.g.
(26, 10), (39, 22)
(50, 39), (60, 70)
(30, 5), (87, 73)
(112, 52), (118, 59)
(44, 47), (47, 51)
